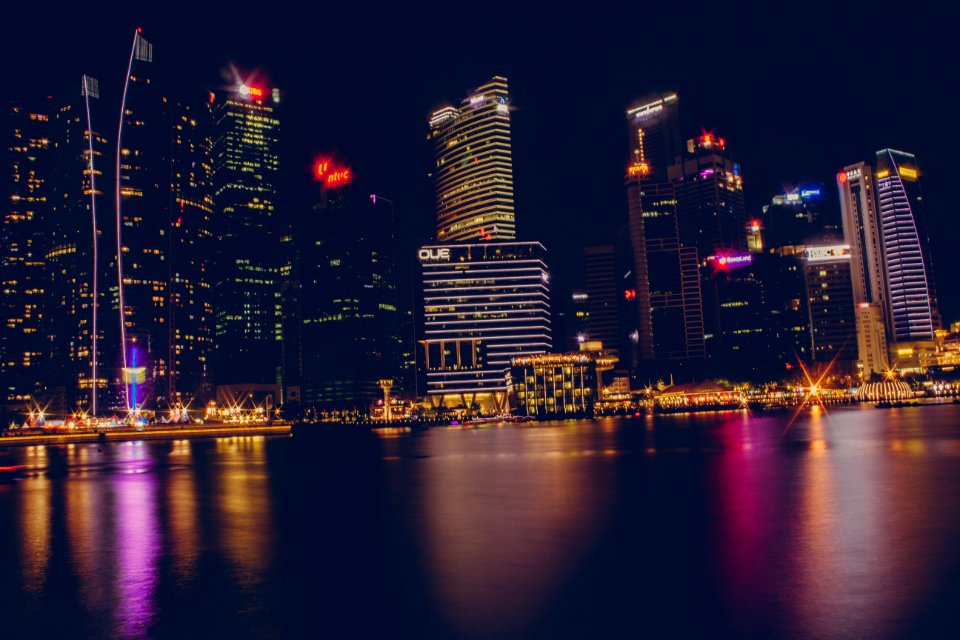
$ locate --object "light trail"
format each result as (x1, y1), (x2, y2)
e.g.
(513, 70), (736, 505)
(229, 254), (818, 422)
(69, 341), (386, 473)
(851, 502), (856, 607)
(83, 75), (99, 417)
(115, 28), (140, 410)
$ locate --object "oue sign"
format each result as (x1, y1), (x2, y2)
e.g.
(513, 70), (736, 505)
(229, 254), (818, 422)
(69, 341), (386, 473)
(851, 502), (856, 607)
(419, 247), (451, 262)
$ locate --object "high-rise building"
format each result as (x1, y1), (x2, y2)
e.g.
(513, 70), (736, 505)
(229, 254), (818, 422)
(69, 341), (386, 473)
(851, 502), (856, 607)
(168, 92), (215, 403)
(428, 77), (515, 242)
(418, 242), (551, 413)
(763, 183), (839, 249)
(1, 100), (52, 407)
(212, 80), (281, 387)
(875, 148), (939, 343)
(46, 77), (109, 413)
(583, 245), (620, 351)
(282, 162), (402, 411)
(803, 245), (857, 369)
(113, 32), (171, 408)
(669, 133), (747, 257)
(838, 162), (888, 377)
(700, 252), (770, 380)
(624, 95), (705, 376)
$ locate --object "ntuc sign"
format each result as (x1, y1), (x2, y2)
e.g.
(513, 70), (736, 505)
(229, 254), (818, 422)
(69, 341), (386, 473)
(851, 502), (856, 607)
(418, 247), (451, 262)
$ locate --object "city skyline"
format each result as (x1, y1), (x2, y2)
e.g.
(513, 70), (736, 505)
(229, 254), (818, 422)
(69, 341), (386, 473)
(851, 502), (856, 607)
(1, 3), (954, 326)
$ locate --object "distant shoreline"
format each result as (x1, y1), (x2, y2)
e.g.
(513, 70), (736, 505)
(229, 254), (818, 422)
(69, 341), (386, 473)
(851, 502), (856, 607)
(0, 424), (291, 447)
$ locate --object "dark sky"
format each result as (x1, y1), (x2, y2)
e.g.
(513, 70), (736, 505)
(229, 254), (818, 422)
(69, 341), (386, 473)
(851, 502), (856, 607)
(3, 2), (956, 320)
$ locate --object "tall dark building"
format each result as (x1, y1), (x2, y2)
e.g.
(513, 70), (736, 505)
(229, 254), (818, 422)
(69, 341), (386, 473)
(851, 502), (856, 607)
(583, 245), (620, 351)
(1, 100), (52, 407)
(282, 164), (402, 411)
(803, 244), (857, 370)
(113, 32), (171, 408)
(762, 183), (839, 250)
(212, 81), (281, 387)
(624, 95), (705, 378)
(670, 133), (747, 257)
(46, 77), (109, 413)
(168, 93), (215, 403)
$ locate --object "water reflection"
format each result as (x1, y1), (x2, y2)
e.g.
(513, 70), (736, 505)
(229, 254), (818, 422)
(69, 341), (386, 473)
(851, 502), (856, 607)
(1, 408), (959, 638)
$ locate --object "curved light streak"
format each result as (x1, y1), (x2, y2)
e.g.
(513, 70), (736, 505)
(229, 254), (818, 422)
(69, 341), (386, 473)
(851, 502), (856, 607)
(84, 76), (99, 416)
(116, 29), (138, 410)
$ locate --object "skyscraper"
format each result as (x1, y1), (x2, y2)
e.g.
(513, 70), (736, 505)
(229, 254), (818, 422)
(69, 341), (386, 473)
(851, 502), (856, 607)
(113, 31), (170, 408)
(212, 80), (281, 387)
(838, 162), (889, 376)
(583, 245), (620, 351)
(803, 245), (857, 370)
(669, 133), (747, 257)
(624, 94), (705, 375)
(419, 77), (551, 412)
(418, 242), (551, 413)
(168, 92), (215, 402)
(428, 76), (515, 242)
(1, 100), (52, 407)
(46, 77), (109, 412)
(283, 162), (402, 411)
(875, 148), (939, 343)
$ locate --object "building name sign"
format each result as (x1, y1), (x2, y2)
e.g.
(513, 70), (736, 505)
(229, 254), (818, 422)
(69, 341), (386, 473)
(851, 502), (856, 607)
(805, 245), (850, 262)
(419, 247), (451, 262)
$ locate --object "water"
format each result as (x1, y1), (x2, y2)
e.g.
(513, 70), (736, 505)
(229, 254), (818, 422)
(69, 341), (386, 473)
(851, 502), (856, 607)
(2, 404), (960, 638)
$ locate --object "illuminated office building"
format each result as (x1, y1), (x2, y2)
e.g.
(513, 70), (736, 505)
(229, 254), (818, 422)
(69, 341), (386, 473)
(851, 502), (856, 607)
(46, 78), (109, 412)
(838, 162), (888, 376)
(212, 80), (281, 387)
(624, 94), (705, 375)
(168, 92), (215, 402)
(1, 100), (52, 406)
(112, 32), (172, 407)
(701, 252), (771, 380)
(418, 242), (551, 413)
(428, 76), (515, 242)
(803, 245), (857, 369)
(282, 162), (402, 410)
(669, 133), (747, 257)
(875, 148), (939, 343)
(763, 183), (839, 249)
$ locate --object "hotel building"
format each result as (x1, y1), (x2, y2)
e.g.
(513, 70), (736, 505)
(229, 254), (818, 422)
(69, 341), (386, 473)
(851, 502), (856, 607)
(418, 241), (550, 413)
(509, 352), (599, 418)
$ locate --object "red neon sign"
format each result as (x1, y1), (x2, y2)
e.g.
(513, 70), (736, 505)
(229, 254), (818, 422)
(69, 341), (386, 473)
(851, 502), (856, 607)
(248, 86), (264, 97)
(326, 169), (351, 187)
(624, 288), (637, 301)
(315, 157), (352, 188)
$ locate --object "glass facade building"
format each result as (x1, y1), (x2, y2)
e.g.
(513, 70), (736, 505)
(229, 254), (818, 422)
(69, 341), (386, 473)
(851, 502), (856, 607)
(212, 83), (281, 386)
(428, 76), (515, 242)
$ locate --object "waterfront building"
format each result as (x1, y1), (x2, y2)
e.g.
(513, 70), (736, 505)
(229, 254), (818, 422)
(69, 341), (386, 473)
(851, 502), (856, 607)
(418, 241), (551, 413)
(112, 32), (173, 407)
(212, 79), (281, 387)
(624, 95), (705, 379)
(168, 92), (215, 402)
(46, 77), (109, 412)
(669, 133), (747, 257)
(875, 148), (939, 343)
(509, 352), (598, 418)
(428, 76), (515, 242)
(803, 245), (857, 369)
(282, 162), (402, 411)
(1, 100), (53, 408)
(700, 252), (771, 381)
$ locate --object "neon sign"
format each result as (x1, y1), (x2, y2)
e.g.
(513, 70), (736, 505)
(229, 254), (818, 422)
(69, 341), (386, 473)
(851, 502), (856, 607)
(419, 247), (451, 262)
(708, 253), (753, 270)
(315, 159), (352, 188)
(805, 245), (850, 262)
(624, 288), (637, 301)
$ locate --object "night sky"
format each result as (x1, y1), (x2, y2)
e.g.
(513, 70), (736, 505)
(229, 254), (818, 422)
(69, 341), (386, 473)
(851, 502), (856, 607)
(3, 2), (956, 320)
